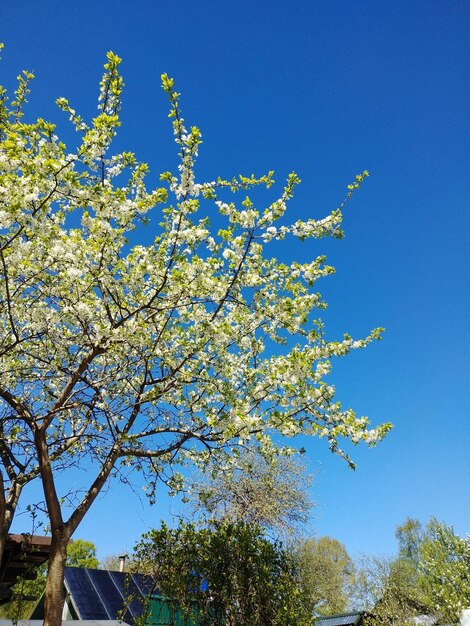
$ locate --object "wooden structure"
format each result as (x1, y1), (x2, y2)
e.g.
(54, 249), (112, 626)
(0, 534), (51, 605)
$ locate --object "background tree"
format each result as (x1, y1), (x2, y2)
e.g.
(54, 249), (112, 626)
(133, 521), (311, 626)
(101, 553), (134, 571)
(353, 518), (470, 624)
(351, 518), (435, 625)
(296, 536), (353, 615)
(419, 518), (470, 623)
(0, 47), (389, 626)
(190, 447), (314, 539)
(395, 517), (423, 565)
(66, 538), (99, 569)
(352, 554), (430, 626)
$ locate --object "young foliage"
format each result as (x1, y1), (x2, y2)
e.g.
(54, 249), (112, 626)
(65, 538), (99, 569)
(296, 536), (354, 615)
(419, 518), (470, 623)
(352, 517), (470, 626)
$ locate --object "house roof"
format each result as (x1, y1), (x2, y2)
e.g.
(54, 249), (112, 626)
(314, 613), (365, 626)
(0, 621), (130, 626)
(0, 534), (52, 605)
(64, 567), (156, 624)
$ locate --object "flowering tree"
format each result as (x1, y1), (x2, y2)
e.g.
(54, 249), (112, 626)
(0, 46), (390, 626)
(420, 519), (470, 622)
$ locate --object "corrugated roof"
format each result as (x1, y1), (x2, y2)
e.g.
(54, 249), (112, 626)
(315, 612), (364, 626)
(64, 567), (156, 624)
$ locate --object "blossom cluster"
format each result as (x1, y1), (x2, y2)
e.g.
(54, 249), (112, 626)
(0, 49), (390, 507)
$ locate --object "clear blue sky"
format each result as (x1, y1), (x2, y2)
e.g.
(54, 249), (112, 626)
(2, 0), (469, 560)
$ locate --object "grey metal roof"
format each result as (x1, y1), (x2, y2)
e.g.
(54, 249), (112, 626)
(315, 612), (364, 626)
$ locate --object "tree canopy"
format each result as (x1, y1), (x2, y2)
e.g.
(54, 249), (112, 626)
(0, 47), (389, 626)
(133, 521), (311, 626)
(296, 536), (353, 615)
(419, 518), (470, 623)
(66, 538), (99, 569)
(395, 517), (423, 565)
(352, 517), (470, 625)
(352, 553), (430, 626)
(189, 447), (314, 539)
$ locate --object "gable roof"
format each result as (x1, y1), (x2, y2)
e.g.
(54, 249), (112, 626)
(64, 567), (156, 624)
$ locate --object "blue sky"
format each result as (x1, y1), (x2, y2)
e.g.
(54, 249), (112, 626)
(2, 0), (469, 560)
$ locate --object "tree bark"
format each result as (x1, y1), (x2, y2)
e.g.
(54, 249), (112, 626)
(0, 527), (6, 569)
(0, 505), (15, 572)
(39, 433), (121, 626)
(35, 427), (68, 626)
(0, 471), (6, 566)
(43, 530), (68, 626)
(0, 471), (22, 566)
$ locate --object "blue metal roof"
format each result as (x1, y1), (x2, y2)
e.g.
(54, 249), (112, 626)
(64, 567), (156, 624)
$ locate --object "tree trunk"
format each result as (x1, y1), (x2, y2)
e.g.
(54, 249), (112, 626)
(0, 471), (7, 566)
(0, 484), (20, 566)
(43, 530), (68, 626)
(35, 430), (121, 626)
(0, 526), (6, 568)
